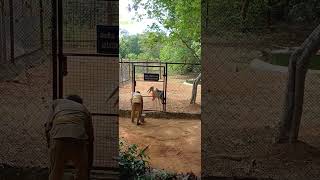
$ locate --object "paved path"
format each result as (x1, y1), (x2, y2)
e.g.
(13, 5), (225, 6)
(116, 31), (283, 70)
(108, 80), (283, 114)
(250, 59), (320, 74)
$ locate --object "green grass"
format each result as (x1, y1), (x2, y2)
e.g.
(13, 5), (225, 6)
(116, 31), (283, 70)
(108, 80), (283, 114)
(271, 53), (320, 70)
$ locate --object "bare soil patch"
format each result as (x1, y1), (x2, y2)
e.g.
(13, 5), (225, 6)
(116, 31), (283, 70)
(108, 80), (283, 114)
(119, 76), (201, 114)
(119, 117), (201, 176)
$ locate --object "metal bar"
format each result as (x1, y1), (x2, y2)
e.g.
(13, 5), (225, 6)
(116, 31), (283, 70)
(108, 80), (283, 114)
(0, 0), (6, 62)
(63, 53), (119, 57)
(159, 62), (162, 79)
(65, 165), (119, 172)
(9, 0), (14, 63)
(133, 65), (165, 68)
(119, 61), (200, 65)
(142, 109), (159, 112)
(164, 63), (168, 112)
(135, 80), (164, 82)
(52, 0), (58, 100)
(39, 0), (44, 48)
(133, 65), (136, 92)
(13, 47), (42, 61)
(91, 113), (119, 117)
(58, 0), (63, 98)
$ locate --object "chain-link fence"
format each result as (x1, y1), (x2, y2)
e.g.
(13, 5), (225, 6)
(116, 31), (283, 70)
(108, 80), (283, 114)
(202, 0), (320, 179)
(0, 0), (119, 174)
(59, 0), (119, 169)
(0, 0), (44, 64)
(0, 0), (52, 169)
(119, 61), (201, 114)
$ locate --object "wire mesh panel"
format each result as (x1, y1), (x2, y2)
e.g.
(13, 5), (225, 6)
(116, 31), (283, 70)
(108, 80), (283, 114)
(118, 62), (201, 113)
(63, 0), (119, 53)
(60, 0), (119, 169)
(133, 64), (166, 112)
(0, 0), (52, 169)
(166, 63), (201, 114)
(63, 57), (119, 168)
(63, 57), (119, 115)
(202, 0), (320, 179)
(0, 0), (43, 62)
(119, 60), (131, 85)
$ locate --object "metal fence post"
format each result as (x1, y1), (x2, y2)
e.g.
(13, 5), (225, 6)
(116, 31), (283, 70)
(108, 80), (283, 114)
(0, 0), (6, 63)
(52, 0), (58, 100)
(58, 0), (63, 98)
(9, 0), (14, 64)
(164, 62), (168, 112)
(39, 0), (44, 49)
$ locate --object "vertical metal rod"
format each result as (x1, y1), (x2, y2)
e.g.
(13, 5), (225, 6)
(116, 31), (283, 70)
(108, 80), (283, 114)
(159, 61), (162, 79)
(52, 0), (57, 100)
(39, 0), (44, 48)
(131, 62), (134, 93)
(133, 65), (136, 92)
(164, 63), (168, 112)
(9, 0), (14, 63)
(58, 0), (63, 98)
(0, 0), (7, 62)
(206, 0), (209, 29)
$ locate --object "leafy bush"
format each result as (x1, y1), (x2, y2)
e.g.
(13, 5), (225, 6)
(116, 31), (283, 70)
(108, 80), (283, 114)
(118, 139), (198, 180)
(119, 140), (150, 180)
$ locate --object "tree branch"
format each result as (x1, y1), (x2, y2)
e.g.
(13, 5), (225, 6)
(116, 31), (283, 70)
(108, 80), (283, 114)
(176, 33), (201, 62)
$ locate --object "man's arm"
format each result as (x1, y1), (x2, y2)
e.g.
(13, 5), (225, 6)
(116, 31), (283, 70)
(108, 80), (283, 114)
(86, 112), (94, 168)
(45, 102), (55, 148)
(141, 97), (143, 110)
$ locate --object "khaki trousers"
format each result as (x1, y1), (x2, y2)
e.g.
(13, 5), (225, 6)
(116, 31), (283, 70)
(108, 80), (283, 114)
(131, 102), (142, 124)
(49, 138), (89, 180)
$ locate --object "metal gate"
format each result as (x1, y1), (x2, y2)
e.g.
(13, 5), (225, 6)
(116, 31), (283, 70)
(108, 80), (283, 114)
(132, 63), (167, 112)
(53, 0), (119, 170)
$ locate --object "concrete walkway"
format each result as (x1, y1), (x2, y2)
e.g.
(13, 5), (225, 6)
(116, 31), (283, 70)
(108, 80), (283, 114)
(250, 59), (320, 74)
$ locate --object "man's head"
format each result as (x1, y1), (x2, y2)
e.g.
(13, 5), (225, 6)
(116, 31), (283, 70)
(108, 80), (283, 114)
(65, 94), (83, 104)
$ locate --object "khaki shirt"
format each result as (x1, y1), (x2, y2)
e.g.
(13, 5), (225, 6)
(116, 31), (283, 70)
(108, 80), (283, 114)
(45, 99), (94, 141)
(131, 92), (142, 104)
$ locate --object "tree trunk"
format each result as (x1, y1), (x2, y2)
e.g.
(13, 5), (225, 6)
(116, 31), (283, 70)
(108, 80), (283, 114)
(190, 73), (201, 104)
(276, 48), (299, 143)
(241, 0), (250, 21)
(240, 0), (250, 32)
(276, 24), (320, 143)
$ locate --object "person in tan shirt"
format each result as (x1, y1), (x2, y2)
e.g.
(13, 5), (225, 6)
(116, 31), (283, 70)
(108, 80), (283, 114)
(131, 91), (143, 125)
(45, 95), (94, 180)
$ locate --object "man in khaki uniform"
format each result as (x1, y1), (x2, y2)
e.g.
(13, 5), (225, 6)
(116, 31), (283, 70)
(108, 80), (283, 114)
(131, 91), (143, 125)
(45, 95), (94, 180)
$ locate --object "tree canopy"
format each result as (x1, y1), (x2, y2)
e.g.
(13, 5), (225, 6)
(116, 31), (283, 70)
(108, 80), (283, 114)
(120, 0), (201, 74)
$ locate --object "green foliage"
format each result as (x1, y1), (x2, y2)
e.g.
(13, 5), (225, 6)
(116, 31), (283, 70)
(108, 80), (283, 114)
(120, 0), (201, 74)
(205, 0), (320, 34)
(119, 140), (150, 179)
(118, 140), (180, 180)
(120, 35), (142, 59)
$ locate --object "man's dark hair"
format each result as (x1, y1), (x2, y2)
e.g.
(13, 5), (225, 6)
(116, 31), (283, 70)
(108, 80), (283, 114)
(136, 91), (140, 93)
(65, 94), (83, 104)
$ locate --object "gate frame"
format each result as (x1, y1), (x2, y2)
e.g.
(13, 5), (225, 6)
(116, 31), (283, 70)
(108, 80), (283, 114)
(53, 0), (120, 171)
(131, 63), (168, 112)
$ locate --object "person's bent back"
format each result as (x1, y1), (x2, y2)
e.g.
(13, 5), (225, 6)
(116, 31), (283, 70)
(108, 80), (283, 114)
(45, 95), (94, 180)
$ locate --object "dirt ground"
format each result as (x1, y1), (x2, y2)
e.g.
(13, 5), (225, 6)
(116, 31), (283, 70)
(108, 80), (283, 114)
(119, 117), (201, 176)
(201, 34), (320, 179)
(119, 76), (201, 114)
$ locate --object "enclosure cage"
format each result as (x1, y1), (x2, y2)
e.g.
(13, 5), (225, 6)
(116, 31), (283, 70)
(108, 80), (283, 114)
(119, 61), (201, 113)
(0, 0), (120, 173)
(53, 0), (120, 170)
(0, 0), (44, 64)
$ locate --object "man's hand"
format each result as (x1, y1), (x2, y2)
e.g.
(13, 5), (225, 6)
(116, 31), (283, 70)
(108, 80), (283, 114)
(44, 123), (51, 148)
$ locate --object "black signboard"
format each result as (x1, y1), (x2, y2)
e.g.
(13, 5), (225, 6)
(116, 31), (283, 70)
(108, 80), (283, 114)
(96, 25), (119, 54)
(144, 73), (160, 81)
